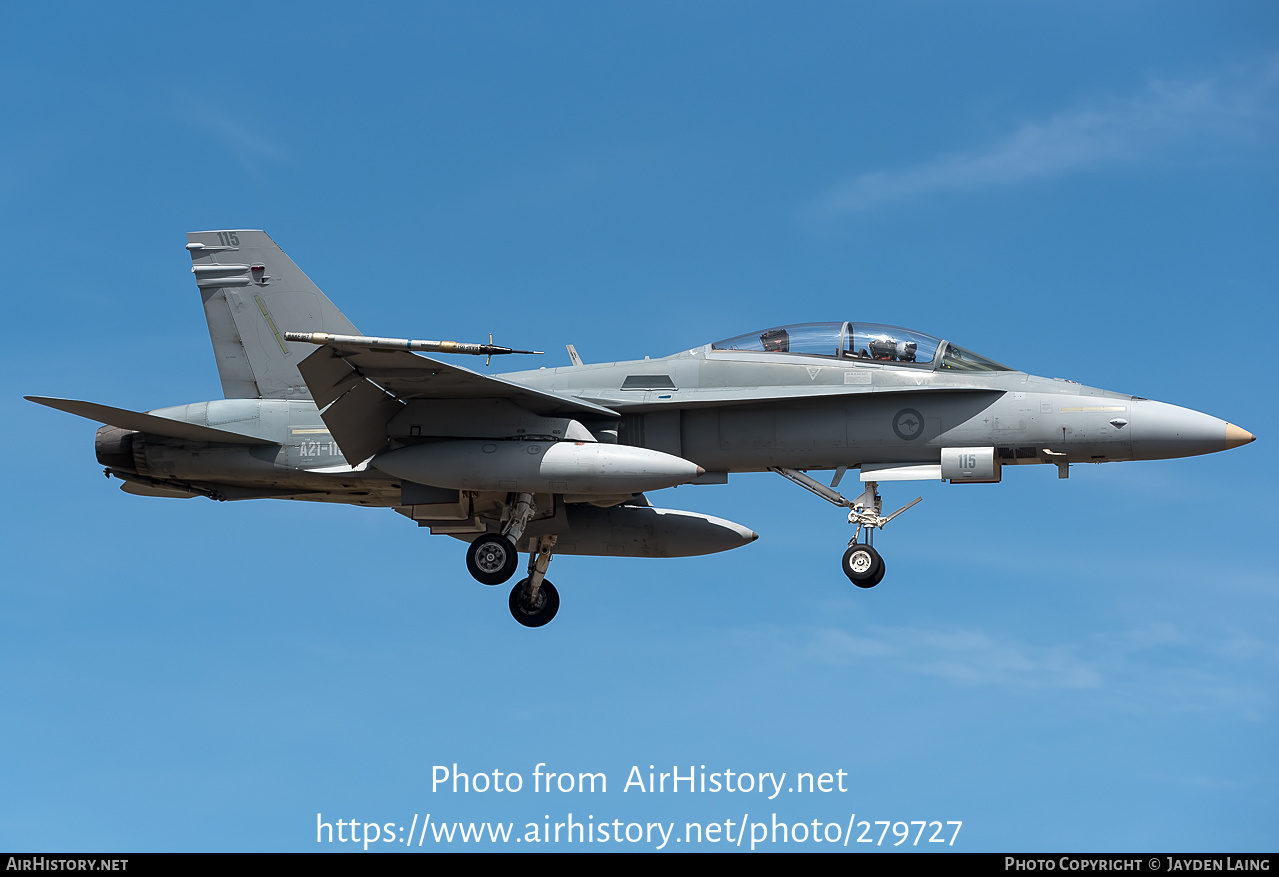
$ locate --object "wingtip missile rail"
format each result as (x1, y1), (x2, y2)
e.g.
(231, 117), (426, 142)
(284, 331), (543, 357)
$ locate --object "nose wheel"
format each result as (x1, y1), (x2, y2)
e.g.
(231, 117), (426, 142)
(842, 542), (886, 588)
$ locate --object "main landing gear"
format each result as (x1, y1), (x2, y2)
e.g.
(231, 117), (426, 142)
(509, 536), (559, 628)
(770, 468), (921, 589)
(466, 534), (519, 585)
(465, 493), (562, 627)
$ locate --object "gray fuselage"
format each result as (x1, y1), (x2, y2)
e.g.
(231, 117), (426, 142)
(108, 340), (1243, 506)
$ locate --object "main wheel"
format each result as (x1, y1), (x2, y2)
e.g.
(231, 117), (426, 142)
(842, 543), (883, 587)
(509, 578), (559, 628)
(466, 533), (519, 586)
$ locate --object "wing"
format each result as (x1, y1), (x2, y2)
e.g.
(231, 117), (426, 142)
(296, 343), (618, 464)
(25, 396), (277, 445)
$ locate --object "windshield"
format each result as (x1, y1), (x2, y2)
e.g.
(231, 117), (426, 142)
(938, 342), (1010, 372)
(711, 322), (1011, 371)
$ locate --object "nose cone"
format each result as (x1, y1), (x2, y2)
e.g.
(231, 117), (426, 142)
(1225, 423), (1257, 449)
(1132, 400), (1256, 461)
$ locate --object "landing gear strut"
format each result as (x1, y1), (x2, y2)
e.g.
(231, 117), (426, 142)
(465, 492), (539, 586)
(510, 536), (560, 627)
(771, 468), (919, 589)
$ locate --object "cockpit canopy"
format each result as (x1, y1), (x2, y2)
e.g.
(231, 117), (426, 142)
(711, 322), (1010, 372)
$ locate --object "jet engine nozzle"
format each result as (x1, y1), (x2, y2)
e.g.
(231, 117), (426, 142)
(95, 425), (139, 472)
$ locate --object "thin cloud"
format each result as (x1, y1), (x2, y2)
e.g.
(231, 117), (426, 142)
(802, 624), (1102, 690)
(798, 620), (1273, 716)
(809, 59), (1278, 216)
(178, 97), (287, 171)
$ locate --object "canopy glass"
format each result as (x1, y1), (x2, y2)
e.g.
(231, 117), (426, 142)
(711, 322), (1010, 372)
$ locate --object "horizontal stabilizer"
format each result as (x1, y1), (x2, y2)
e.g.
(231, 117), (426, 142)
(25, 396), (277, 445)
(120, 480), (200, 499)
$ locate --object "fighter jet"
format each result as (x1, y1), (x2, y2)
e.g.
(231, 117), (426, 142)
(27, 230), (1256, 628)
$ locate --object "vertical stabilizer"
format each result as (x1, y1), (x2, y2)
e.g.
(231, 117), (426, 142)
(186, 229), (359, 399)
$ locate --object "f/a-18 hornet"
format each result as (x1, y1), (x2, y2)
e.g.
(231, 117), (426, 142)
(29, 230), (1256, 627)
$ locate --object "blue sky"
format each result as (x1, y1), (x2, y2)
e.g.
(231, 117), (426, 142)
(2, 2), (1276, 852)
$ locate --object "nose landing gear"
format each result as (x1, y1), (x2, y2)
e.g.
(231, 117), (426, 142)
(771, 467), (920, 589)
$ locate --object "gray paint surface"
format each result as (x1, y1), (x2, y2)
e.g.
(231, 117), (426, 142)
(28, 230), (1255, 562)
